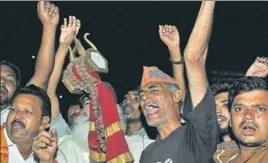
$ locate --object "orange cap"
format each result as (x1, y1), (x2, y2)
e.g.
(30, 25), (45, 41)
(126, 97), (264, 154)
(141, 66), (177, 87)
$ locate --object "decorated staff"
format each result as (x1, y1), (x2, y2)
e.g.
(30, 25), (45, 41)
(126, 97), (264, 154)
(62, 33), (133, 163)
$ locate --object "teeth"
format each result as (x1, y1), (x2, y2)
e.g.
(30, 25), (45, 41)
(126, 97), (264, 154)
(144, 106), (159, 115)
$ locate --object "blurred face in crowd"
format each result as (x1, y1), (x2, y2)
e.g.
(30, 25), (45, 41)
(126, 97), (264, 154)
(122, 90), (141, 121)
(140, 82), (181, 127)
(215, 92), (231, 135)
(231, 90), (268, 147)
(68, 105), (84, 125)
(69, 96), (90, 153)
(6, 94), (49, 143)
(1, 65), (18, 108)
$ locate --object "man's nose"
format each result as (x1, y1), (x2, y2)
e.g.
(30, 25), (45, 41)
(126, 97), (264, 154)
(140, 91), (150, 101)
(14, 110), (23, 119)
(0, 77), (5, 87)
(216, 107), (222, 115)
(244, 109), (255, 120)
(74, 107), (81, 113)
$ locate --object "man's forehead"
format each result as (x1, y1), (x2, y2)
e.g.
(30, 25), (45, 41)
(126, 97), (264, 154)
(13, 94), (41, 107)
(1, 65), (16, 77)
(141, 82), (163, 90)
(234, 90), (268, 105)
(215, 92), (228, 101)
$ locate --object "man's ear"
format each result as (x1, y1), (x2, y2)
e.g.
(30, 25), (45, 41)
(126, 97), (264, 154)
(172, 89), (182, 103)
(40, 116), (50, 131)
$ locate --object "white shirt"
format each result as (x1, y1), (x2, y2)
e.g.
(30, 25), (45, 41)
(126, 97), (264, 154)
(4, 128), (36, 163)
(56, 135), (88, 163)
(1, 106), (10, 126)
(125, 135), (155, 163)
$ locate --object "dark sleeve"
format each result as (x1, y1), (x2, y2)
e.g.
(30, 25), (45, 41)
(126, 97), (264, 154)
(182, 87), (219, 163)
(139, 150), (147, 163)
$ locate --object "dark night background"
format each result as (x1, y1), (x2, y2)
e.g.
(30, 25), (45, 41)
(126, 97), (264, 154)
(1, 1), (268, 118)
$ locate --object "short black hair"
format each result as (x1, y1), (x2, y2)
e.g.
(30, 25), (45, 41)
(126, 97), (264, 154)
(211, 80), (233, 96)
(228, 77), (268, 110)
(209, 70), (244, 96)
(12, 84), (51, 118)
(1, 60), (21, 87)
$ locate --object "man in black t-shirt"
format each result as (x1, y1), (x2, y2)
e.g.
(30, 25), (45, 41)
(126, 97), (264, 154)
(139, 1), (217, 163)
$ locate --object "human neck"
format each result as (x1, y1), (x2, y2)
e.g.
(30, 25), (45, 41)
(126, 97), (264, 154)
(222, 134), (232, 142)
(235, 144), (260, 162)
(15, 140), (33, 160)
(158, 119), (181, 139)
(126, 120), (142, 136)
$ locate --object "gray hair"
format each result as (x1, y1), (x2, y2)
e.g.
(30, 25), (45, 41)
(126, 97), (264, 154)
(164, 82), (179, 92)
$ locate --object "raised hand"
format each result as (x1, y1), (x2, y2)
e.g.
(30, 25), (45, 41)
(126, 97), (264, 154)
(159, 25), (180, 47)
(246, 57), (268, 77)
(32, 129), (58, 162)
(37, 1), (59, 28)
(60, 16), (81, 45)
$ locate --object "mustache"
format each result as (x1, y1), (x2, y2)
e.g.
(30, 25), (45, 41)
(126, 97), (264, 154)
(239, 120), (259, 129)
(11, 118), (26, 127)
(217, 115), (226, 120)
(70, 112), (81, 120)
(0, 86), (8, 92)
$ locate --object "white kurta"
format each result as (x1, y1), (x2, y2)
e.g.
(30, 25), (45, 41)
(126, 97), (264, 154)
(125, 135), (155, 163)
(55, 135), (89, 163)
(4, 128), (36, 163)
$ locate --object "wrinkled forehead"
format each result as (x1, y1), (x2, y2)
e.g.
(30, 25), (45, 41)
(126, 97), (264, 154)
(141, 82), (164, 90)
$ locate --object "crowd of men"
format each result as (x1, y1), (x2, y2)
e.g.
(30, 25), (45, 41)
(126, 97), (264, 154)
(1, 1), (268, 163)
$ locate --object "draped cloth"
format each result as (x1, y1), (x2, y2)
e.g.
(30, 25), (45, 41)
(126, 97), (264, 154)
(62, 55), (133, 163)
(0, 127), (8, 163)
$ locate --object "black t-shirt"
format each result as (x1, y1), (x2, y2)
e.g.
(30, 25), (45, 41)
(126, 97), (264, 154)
(139, 88), (219, 163)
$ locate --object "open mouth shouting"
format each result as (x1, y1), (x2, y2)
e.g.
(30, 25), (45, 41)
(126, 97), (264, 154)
(0, 86), (8, 98)
(11, 119), (26, 131)
(143, 100), (160, 118)
(240, 122), (258, 136)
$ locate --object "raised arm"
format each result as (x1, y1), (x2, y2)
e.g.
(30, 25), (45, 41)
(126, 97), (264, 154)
(158, 25), (186, 100)
(47, 16), (80, 121)
(246, 56), (268, 77)
(184, 1), (215, 108)
(28, 1), (59, 90)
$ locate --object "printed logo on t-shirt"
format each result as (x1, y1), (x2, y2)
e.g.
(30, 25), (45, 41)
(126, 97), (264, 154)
(156, 158), (173, 163)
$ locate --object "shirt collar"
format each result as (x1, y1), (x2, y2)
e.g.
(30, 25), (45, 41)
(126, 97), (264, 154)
(131, 127), (147, 137)
(4, 128), (34, 158)
(4, 127), (16, 147)
(1, 105), (11, 114)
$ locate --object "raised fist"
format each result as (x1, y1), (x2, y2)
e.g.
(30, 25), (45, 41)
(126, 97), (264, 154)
(159, 25), (180, 47)
(37, 1), (59, 27)
(246, 57), (268, 77)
